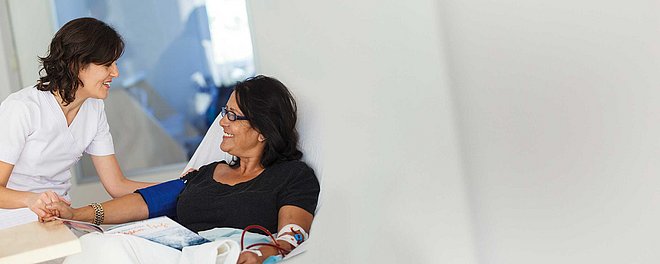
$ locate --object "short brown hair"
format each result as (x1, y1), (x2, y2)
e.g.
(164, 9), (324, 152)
(36, 17), (124, 105)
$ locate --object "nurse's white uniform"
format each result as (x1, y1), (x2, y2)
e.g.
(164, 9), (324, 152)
(0, 87), (115, 228)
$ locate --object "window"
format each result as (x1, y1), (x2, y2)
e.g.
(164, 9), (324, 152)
(51, 0), (255, 182)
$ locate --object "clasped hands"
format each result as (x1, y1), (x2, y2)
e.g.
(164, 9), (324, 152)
(28, 190), (71, 222)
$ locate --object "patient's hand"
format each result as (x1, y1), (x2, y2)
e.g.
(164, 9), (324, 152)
(43, 201), (74, 221)
(237, 250), (266, 264)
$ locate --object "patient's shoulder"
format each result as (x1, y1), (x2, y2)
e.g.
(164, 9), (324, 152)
(269, 160), (316, 181)
(198, 160), (227, 171)
(183, 161), (226, 181)
(274, 159), (310, 169)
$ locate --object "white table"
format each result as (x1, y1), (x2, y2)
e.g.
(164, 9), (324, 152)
(0, 221), (81, 264)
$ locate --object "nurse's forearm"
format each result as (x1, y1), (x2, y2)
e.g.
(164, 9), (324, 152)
(114, 178), (157, 197)
(0, 186), (38, 209)
(91, 154), (156, 198)
(0, 161), (29, 209)
(101, 178), (157, 198)
(0, 187), (68, 218)
(71, 193), (149, 224)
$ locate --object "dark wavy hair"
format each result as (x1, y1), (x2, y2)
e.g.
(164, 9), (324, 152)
(35, 17), (124, 105)
(234, 75), (302, 167)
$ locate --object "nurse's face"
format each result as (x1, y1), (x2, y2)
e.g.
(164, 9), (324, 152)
(219, 92), (264, 157)
(77, 62), (119, 100)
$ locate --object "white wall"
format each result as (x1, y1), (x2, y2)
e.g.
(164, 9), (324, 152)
(0, 25), (14, 100)
(0, 0), (20, 99)
(442, 0), (660, 263)
(7, 0), (54, 88)
(247, 0), (476, 263)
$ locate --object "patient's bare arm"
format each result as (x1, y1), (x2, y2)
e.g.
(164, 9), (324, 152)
(45, 193), (149, 224)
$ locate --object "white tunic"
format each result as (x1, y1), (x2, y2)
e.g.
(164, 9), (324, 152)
(0, 87), (115, 226)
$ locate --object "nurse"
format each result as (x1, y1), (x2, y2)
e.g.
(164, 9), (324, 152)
(0, 17), (153, 226)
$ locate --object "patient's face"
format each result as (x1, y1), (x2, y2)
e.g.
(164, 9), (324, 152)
(219, 92), (264, 158)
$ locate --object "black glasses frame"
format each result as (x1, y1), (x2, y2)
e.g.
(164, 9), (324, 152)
(220, 106), (249, 121)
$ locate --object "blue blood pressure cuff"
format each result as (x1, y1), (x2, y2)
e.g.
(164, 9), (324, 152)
(135, 179), (185, 220)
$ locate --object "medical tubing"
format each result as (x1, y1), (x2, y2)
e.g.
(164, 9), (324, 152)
(240, 225), (288, 257)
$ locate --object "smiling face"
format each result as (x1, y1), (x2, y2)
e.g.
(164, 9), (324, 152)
(220, 92), (265, 158)
(76, 61), (119, 100)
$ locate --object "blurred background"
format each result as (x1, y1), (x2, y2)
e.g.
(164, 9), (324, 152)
(1, 0), (660, 263)
(4, 0), (255, 183)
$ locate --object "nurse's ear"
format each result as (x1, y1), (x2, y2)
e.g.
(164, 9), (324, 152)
(258, 134), (266, 142)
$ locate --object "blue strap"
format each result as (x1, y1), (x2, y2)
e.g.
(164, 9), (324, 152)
(135, 179), (185, 219)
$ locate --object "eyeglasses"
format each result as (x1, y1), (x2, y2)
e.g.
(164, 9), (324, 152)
(220, 106), (249, 121)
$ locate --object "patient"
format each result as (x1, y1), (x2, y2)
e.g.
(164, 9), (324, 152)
(46, 75), (320, 264)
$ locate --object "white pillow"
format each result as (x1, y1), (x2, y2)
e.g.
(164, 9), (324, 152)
(181, 114), (232, 176)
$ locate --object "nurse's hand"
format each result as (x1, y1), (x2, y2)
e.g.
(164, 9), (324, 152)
(26, 191), (70, 220)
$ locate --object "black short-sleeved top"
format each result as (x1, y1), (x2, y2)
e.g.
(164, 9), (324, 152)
(176, 160), (320, 233)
